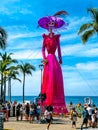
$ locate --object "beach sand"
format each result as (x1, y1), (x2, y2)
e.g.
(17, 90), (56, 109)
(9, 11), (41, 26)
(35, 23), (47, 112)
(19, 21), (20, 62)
(4, 116), (83, 130)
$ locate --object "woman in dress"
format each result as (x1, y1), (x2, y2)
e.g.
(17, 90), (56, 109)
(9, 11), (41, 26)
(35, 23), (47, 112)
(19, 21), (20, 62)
(38, 11), (68, 114)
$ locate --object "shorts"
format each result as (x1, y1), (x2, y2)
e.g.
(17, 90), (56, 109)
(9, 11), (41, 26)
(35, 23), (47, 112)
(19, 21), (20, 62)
(88, 115), (92, 121)
(45, 118), (52, 123)
(72, 121), (76, 125)
(83, 118), (88, 124)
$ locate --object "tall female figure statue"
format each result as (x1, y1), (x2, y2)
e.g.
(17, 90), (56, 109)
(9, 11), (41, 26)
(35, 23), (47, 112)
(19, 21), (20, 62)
(38, 11), (68, 114)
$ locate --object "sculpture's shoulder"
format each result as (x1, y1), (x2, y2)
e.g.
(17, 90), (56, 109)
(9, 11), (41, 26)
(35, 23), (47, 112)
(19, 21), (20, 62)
(42, 33), (48, 38)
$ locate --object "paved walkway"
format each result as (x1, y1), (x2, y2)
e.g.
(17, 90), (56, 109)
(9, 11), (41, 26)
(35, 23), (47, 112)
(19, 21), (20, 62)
(78, 127), (98, 130)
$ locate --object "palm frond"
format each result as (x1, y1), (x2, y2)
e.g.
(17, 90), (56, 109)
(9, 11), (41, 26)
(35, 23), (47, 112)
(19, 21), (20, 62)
(13, 77), (21, 82)
(0, 27), (7, 39)
(78, 23), (93, 35)
(0, 27), (7, 49)
(0, 39), (6, 49)
(96, 13), (98, 23)
(87, 8), (98, 23)
(81, 29), (95, 43)
(87, 8), (97, 19)
(17, 62), (35, 75)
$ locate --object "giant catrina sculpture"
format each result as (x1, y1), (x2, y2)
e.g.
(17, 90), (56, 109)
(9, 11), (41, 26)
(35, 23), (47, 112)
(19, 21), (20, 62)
(38, 10), (69, 114)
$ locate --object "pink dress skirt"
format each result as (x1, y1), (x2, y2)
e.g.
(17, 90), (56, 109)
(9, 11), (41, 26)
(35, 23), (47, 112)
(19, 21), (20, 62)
(42, 54), (68, 114)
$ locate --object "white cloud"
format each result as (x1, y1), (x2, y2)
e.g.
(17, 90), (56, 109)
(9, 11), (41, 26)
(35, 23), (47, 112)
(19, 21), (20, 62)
(61, 44), (83, 56)
(61, 33), (78, 41)
(62, 64), (98, 96)
(76, 62), (98, 71)
(8, 33), (37, 41)
(67, 16), (90, 31)
(19, 9), (33, 15)
(83, 48), (98, 57)
(11, 50), (42, 60)
(0, 1), (32, 15)
(61, 42), (98, 57)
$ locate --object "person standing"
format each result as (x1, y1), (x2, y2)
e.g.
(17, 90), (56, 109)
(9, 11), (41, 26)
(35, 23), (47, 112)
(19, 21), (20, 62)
(70, 107), (78, 128)
(29, 104), (34, 123)
(20, 104), (24, 121)
(44, 106), (53, 130)
(16, 104), (20, 121)
(25, 103), (30, 121)
(81, 107), (89, 129)
(91, 110), (97, 128)
(87, 104), (94, 127)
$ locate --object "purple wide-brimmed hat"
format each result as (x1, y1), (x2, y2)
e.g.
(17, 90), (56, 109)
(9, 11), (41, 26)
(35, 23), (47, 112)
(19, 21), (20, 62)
(38, 16), (67, 30)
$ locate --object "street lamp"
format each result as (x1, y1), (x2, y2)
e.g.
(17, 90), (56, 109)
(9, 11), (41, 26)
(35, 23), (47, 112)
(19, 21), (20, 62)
(39, 63), (44, 123)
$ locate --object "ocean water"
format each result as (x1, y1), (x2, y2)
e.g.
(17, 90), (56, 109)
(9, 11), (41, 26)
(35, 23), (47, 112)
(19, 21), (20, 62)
(6, 96), (98, 107)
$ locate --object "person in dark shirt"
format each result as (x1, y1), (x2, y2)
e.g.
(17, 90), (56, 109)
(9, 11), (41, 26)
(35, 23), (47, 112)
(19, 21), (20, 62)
(81, 107), (89, 129)
(16, 104), (20, 121)
(25, 103), (30, 121)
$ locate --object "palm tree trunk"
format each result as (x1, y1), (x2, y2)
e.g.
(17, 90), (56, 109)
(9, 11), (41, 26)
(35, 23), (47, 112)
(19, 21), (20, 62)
(8, 77), (11, 102)
(8, 77), (10, 102)
(9, 78), (11, 102)
(3, 76), (7, 102)
(23, 74), (25, 103)
(0, 73), (3, 102)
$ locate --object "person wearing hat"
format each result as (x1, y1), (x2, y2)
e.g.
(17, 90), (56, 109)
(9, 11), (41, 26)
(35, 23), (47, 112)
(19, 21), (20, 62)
(38, 11), (68, 115)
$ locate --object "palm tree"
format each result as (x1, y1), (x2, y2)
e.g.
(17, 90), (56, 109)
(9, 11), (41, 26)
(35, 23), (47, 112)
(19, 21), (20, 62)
(7, 67), (21, 102)
(17, 62), (35, 103)
(0, 52), (18, 102)
(0, 26), (7, 102)
(78, 8), (98, 43)
(0, 59), (8, 102)
(0, 26), (7, 49)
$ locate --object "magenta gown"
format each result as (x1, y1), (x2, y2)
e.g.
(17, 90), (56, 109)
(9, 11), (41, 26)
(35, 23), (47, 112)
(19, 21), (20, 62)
(41, 33), (68, 114)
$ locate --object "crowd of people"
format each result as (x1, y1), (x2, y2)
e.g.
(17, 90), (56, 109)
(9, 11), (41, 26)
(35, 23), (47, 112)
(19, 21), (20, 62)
(0, 101), (53, 125)
(69, 102), (98, 129)
(0, 101), (98, 130)
(0, 101), (54, 130)
(0, 101), (40, 122)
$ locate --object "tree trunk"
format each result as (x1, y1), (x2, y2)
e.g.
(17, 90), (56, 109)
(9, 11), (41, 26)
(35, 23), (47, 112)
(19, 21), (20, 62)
(3, 76), (7, 102)
(9, 78), (11, 102)
(0, 73), (3, 102)
(8, 77), (11, 102)
(23, 74), (25, 103)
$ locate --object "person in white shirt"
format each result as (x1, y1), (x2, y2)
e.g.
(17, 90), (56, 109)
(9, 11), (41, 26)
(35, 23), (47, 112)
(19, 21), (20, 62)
(86, 104), (94, 127)
(44, 106), (53, 130)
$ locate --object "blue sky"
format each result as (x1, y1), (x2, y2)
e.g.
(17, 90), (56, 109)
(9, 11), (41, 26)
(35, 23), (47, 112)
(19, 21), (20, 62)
(0, 0), (98, 96)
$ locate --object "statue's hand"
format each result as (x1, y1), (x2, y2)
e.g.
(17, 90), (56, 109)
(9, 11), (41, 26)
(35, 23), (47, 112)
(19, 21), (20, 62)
(41, 59), (48, 65)
(59, 59), (62, 64)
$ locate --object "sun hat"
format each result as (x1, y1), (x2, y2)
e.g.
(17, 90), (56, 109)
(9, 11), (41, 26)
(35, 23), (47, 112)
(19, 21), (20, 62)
(38, 16), (66, 29)
(38, 10), (69, 30)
